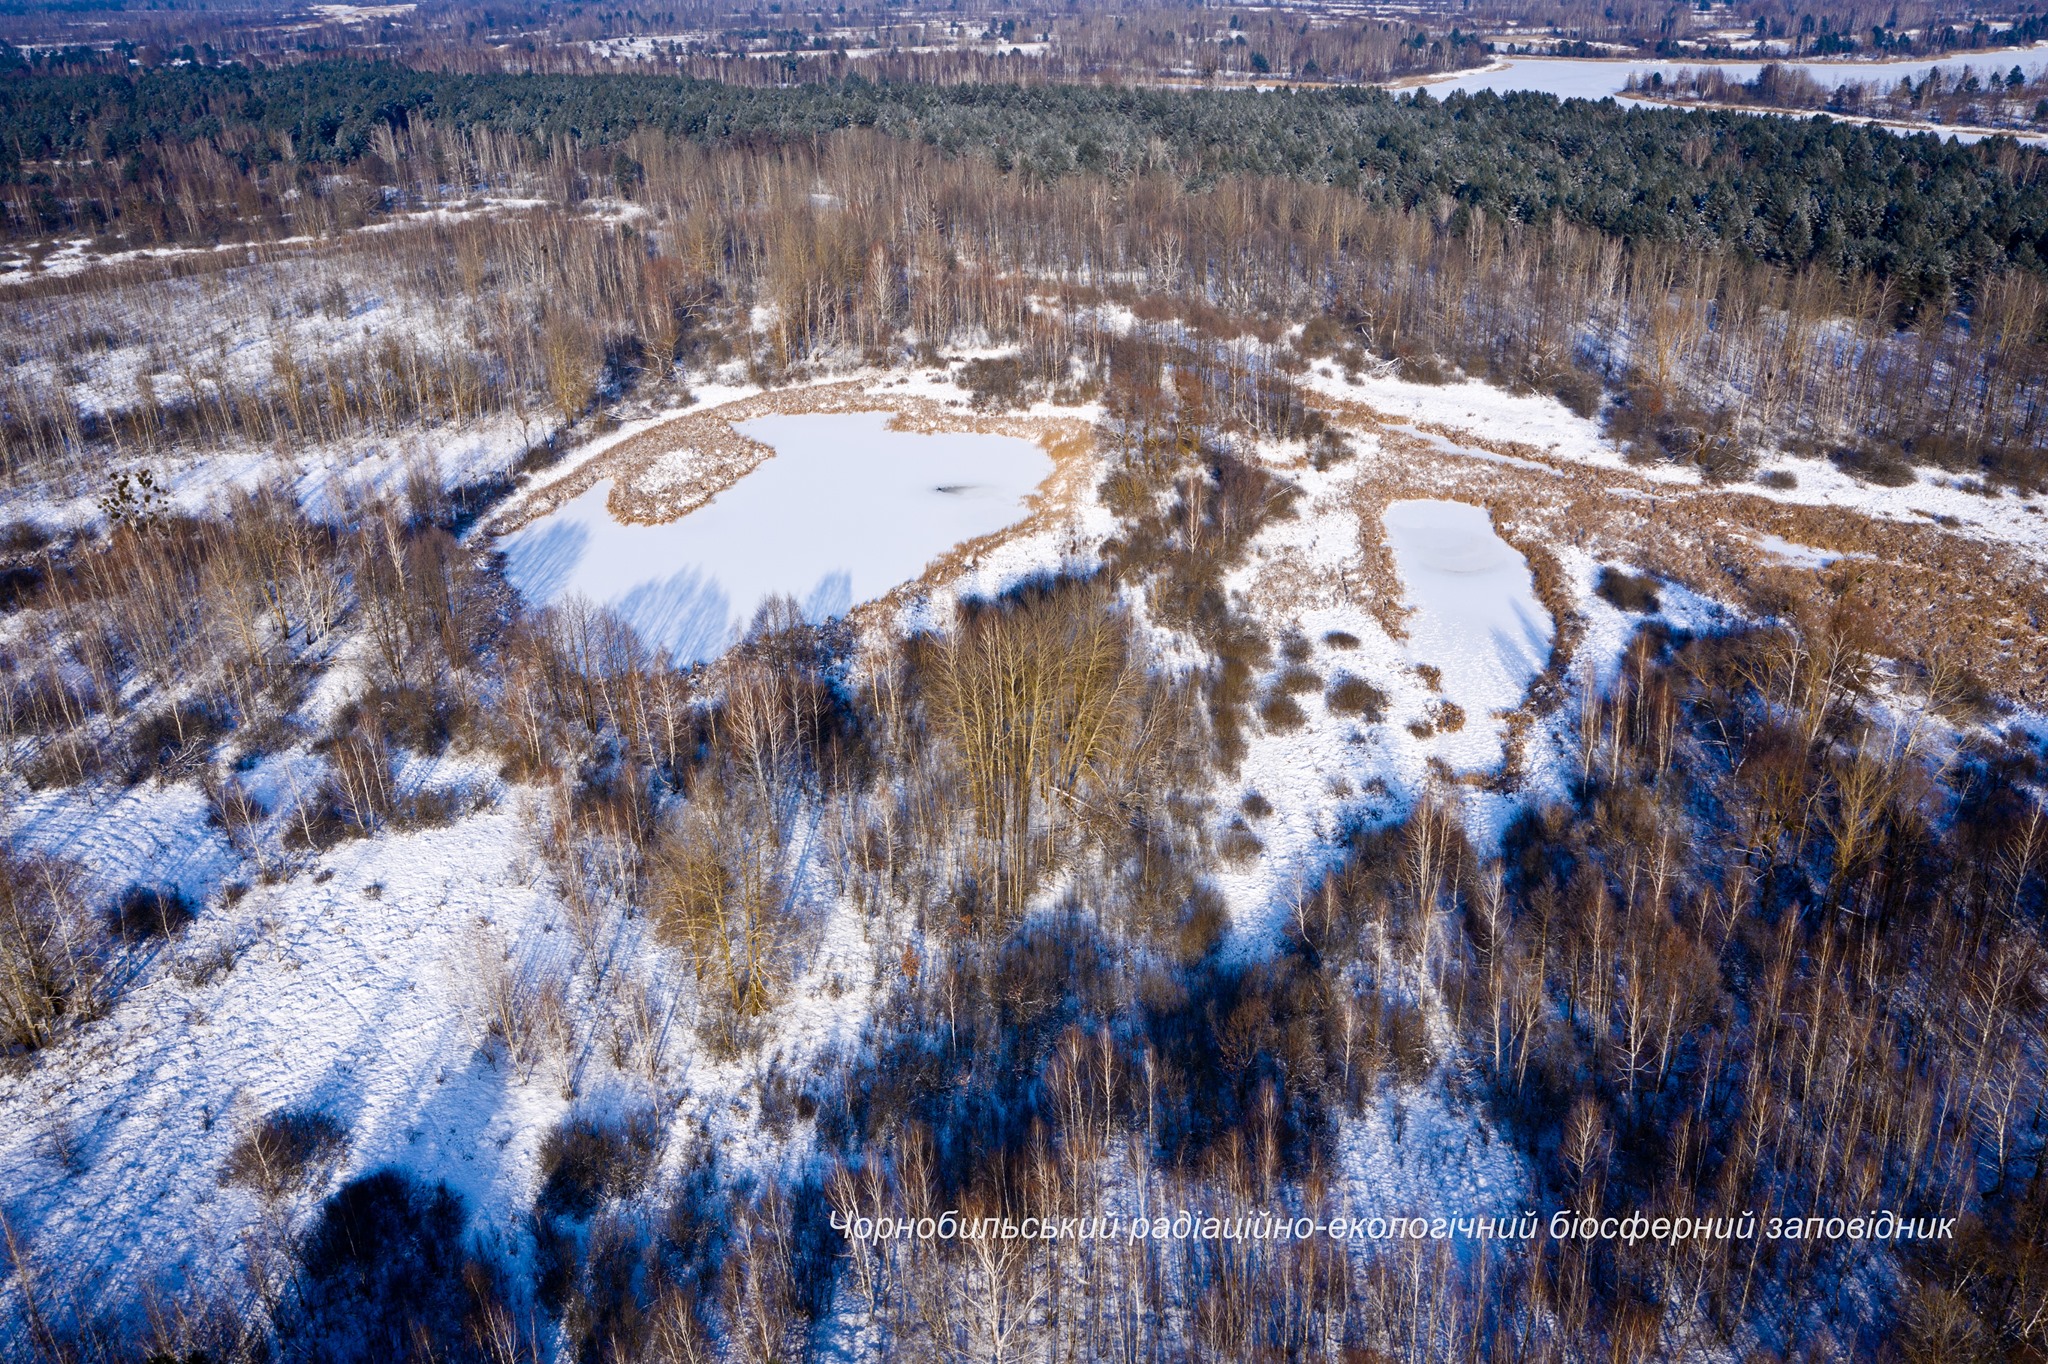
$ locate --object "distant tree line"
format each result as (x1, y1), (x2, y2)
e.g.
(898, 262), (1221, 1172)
(7, 0), (2047, 78)
(1639, 57), (2048, 134)
(7, 120), (2048, 498)
(9, 61), (2048, 301)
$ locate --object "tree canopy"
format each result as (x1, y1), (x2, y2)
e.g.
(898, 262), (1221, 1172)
(7, 60), (2048, 290)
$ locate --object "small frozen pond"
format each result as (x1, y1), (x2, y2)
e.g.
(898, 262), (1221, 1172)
(500, 412), (1053, 661)
(1382, 499), (1555, 771)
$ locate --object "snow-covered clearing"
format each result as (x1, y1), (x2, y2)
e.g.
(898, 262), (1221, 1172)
(1, 411), (542, 538)
(501, 411), (1054, 661)
(1337, 1080), (1531, 1232)
(0, 764), (883, 1307)
(0, 780), (563, 1291)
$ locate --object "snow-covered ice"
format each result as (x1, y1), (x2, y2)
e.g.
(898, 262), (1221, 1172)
(1425, 48), (2048, 102)
(1382, 500), (1554, 771)
(500, 412), (1053, 660)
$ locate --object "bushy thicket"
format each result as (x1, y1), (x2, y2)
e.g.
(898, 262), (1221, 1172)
(784, 617), (2047, 1361)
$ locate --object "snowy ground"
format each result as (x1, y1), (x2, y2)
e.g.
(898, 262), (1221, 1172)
(0, 408), (544, 540)
(0, 351), (2026, 1338)
(1336, 1078), (1531, 1230)
(1299, 360), (2048, 557)
(1, 772), (565, 1292)
(0, 759), (882, 1318)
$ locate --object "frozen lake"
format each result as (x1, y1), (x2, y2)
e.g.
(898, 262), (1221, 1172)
(1422, 47), (2048, 142)
(500, 412), (1053, 661)
(1382, 499), (1554, 771)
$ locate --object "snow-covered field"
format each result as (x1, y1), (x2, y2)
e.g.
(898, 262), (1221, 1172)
(0, 771), (884, 1304)
(0, 786), (564, 1292)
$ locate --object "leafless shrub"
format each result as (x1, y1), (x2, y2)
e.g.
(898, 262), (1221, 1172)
(108, 885), (196, 942)
(1218, 820), (1264, 866)
(391, 784), (481, 830)
(202, 769), (270, 869)
(650, 771), (798, 1027)
(1273, 663), (1322, 695)
(171, 934), (244, 989)
(0, 849), (104, 1054)
(1550, 365), (1604, 418)
(471, 926), (570, 1071)
(534, 1109), (660, 1219)
(1595, 566), (1662, 614)
(354, 683), (459, 757)
(39, 1118), (93, 1176)
(1206, 618), (1270, 774)
(956, 356), (1030, 411)
(290, 710), (399, 848)
(0, 521), (55, 556)
(1607, 382), (1755, 481)
(1397, 352), (1451, 385)
(125, 701), (229, 785)
(1326, 675), (1388, 720)
(1258, 691), (1307, 734)
(222, 1104), (350, 1200)
(1379, 998), (1435, 1084)
(603, 972), (671, 1081)
(1831, 439), (1918, 487)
